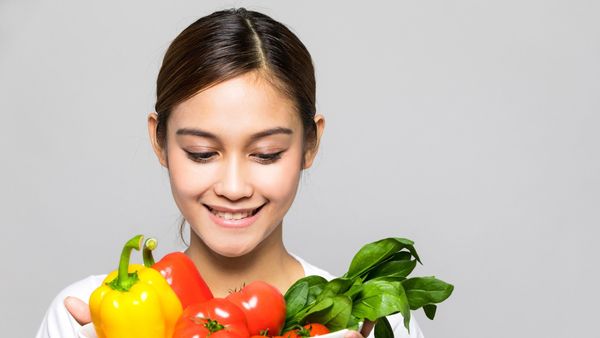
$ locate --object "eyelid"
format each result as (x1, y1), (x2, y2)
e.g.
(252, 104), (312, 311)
(184, 150), (218, 156)
(251, 150), (286, 164)
(184, 150), (218, 163)
(183, 149), (287, 164)
(252, 149), (285, 156)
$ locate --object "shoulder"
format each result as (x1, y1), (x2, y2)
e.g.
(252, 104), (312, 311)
(290, 253), (337, 280)
(35, 274), (106, 338)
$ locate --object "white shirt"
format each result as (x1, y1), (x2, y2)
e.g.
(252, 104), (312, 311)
(35, 253), (424, 338)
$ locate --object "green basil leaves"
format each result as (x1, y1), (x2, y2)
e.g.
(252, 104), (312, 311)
(283, 237), (454, 338)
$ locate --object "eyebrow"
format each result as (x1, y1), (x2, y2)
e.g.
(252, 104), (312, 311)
(176, 127), (293, 143)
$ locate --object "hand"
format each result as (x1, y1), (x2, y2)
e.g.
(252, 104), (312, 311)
(64, 296), (91, 325)
(344, 320), (375, 338)
(344, 330), (367, 338)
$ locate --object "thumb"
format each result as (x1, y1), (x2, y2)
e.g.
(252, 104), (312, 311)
(64, 296), (91, 325)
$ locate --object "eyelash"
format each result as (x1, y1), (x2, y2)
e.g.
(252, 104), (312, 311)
(184, 150), (285, 164)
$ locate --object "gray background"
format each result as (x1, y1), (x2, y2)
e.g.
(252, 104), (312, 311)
(1, 0), (598, 337)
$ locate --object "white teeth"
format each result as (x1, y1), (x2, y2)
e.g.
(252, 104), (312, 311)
(211, 209), (254, 220)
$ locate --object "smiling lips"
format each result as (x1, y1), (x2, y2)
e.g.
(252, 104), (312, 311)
(205, 204), (265, 221)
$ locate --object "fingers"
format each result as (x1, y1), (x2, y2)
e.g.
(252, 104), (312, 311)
(343, 318), (376, 338)
(64, 296), (92, 325)
(344, 330), (364, 338)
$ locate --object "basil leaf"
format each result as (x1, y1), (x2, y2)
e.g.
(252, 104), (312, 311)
(285, 275), (327, 295)
(284, 280), (309, 320)
(389, 251), (413, 261)
(366, 259), (417, 280)
(317, 277), (355, 301)
(346, 315), (361, 331)
(402, 277), (454, 310)
(345, 238), (421, 279)
(292, 297), (334, 326)
(374, 317), (394, 338)
(307, 295), (353, 332)
(303, 275), (328, 306)
(343, 277), (363, 299)
(423, 304), (437, 320)
(351, 279), (410, 329)
(283, 275), (329, 331)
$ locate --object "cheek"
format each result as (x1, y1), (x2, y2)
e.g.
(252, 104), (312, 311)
(167, 152), (215, 198)
(253, 150), (303, 202)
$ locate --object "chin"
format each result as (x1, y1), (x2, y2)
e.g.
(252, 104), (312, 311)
(213, 243), (255, 258)
(203, 234), (259, 258)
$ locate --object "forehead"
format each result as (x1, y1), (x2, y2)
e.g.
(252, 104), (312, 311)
(169, 72), (300, 135)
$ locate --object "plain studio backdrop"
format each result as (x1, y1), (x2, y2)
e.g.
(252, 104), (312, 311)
(1, 0), (598, 337)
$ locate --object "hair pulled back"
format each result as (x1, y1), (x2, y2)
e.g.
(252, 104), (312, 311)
(154, 8), (317, 160)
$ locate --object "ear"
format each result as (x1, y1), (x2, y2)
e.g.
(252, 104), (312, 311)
(302, 114), (325, 169)
(147, 112), (168, 168)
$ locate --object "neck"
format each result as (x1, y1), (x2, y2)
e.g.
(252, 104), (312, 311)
(184, 223), (303, 297)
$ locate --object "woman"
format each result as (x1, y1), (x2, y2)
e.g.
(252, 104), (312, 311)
(36, 7), (423, 338)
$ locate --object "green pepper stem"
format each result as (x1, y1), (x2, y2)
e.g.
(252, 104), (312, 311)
(116, 234), (144, 290)
(143, 237), (158, 267)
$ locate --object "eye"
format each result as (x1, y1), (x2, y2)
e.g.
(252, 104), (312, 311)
(185, 150), (218, 163)
(252, 150), (285, 164)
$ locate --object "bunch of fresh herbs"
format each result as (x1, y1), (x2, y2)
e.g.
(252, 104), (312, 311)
(283, 238), (453, 338)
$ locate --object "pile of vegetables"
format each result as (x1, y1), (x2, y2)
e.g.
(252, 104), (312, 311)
(89, 235), (453, 338)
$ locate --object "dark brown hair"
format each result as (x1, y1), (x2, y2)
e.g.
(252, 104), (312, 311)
(153, 8), (318, 243)
(155, 7), (317, 157)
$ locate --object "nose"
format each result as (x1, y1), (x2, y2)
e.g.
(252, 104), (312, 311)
(213, 155), (253, 201)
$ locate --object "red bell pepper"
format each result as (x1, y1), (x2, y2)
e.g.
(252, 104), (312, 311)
(143, 238), (214, 309)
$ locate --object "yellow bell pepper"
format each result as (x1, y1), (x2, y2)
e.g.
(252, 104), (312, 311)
(89, 235), (183, 338)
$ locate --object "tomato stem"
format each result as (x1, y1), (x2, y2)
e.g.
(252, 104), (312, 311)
(296, 325), (311, 338)
(204, 319), (225, 333)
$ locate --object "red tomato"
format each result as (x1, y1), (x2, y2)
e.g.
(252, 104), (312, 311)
(273, 330), (300, 338)
(250, 329), (272, 338)
(302, 323), (330, 336)
(280, 323), (330, 338)
(172, 298), (250, 338)
(226, 281), (286, 336)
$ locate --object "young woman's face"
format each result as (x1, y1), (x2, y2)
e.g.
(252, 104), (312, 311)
(150, 72), (317, 257)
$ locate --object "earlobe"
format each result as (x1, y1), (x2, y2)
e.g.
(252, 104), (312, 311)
(302, 114), (326, 169)
(147, 112), (168, 168)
